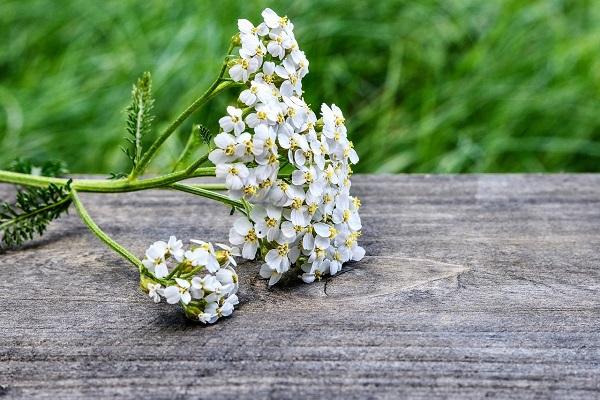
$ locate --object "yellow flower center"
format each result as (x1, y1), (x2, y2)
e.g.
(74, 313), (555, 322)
(329, 227), (338, 238)
(244, 140), (253, 154)
(291, 198), (303, 209)
(343, 209), (351, 222)
(259, 178), (273, 189)
(244, 185), (257, 197)
(244, 229), (257, 243)
(266, 217), (278, 228)
(277, 243), (289, 256)
(304, 171), (313, 183)
(225, 144), (236, 156)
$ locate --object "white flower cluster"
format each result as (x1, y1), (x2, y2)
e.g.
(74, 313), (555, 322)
(209, 8), (365, 286)
(141, 236), (239, 324)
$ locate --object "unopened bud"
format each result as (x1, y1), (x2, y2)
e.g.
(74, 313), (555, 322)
(139, 274), (154, 293)
(231, 33), (241, 47)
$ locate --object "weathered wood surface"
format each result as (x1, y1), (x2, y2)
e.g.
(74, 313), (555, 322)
(1, 174), (600, 399)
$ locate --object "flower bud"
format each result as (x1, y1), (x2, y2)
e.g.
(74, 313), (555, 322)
(215, 250), (229, 265)
(315, 118), (324, 130)
(231, 33), (241, 47)
(183, 300), (207, 320)
(139, 274), (155, 293)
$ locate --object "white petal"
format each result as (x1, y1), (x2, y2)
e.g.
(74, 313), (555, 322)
(260, 263), (273, 278)
(154, 263), (168, 278)
(180, 291), (191, 305)
(242, 241), (258, 259)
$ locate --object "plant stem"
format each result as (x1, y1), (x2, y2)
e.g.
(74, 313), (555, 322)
(71, 189), (143, 269)
(169, 182), (246, 213)
(130, 79), (236, 179)
(0, 169), (220, 193)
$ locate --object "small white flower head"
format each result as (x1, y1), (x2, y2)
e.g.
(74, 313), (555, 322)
(166, 235), (184, 262)
(141, 238), (240, 323)
(147, 283), (163, 303)
(142, 241), (168, 278)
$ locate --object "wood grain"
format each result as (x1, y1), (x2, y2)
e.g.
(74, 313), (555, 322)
(1, 175), (599, 399)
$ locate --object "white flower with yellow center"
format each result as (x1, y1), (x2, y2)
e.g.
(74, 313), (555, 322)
(251, 205), (283, 242)
(142, 241), (168, 278)
(259, 263), (283, 286)
(219, 106), (245, 135)
(164, 278), (192, 305)
(238, 19), (269, 37)
(276, 57), (302, 97)
(147, 283), (163, 303)
(198, 302), (219, 324)
(216, 163), (249, 191)
(229, 56), (260, 83)
(229, 217), (259, 259)
(262, 8), (290, 30)
(300, 259), (330, 283)
(208, 132), (243, 164)
(264, 236), (300, 273)
(219, 294), (239, 317)
(313, 222), (339, 250)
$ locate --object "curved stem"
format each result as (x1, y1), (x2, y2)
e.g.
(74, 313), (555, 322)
(71, 189), (143, 269)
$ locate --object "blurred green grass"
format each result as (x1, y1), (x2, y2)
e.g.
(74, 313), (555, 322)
(1, 0), (599, 173)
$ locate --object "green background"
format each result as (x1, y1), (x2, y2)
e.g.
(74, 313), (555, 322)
(1, 0), (599, 174)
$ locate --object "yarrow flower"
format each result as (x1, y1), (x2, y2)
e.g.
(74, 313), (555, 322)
(140, 237), (239, 324)
(0, 8), (367, 327)
(211, 8), (365, 286)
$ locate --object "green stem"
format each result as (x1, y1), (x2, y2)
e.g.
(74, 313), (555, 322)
(130, 79), (236, 179)
(189, 166), (216, 178)
(71, 189), (143, 269)
(170, 182), (246, 213)
(0, 169), (220, 193)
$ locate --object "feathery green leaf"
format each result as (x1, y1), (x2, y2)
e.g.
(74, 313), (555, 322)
(0, 181), (73, 248)
(123, 72), (154, 172)
(7, 158), (69, 178)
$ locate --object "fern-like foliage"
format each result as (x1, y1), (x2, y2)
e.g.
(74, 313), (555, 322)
(107, 172), (128, 180)
(7, 158), (68, 177)
(0, 181), (72, 248)
(197, 124), (211, 145)
(123, 72), (154, 171)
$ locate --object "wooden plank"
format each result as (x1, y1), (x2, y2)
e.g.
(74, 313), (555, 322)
(1, 174), (599, 399)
